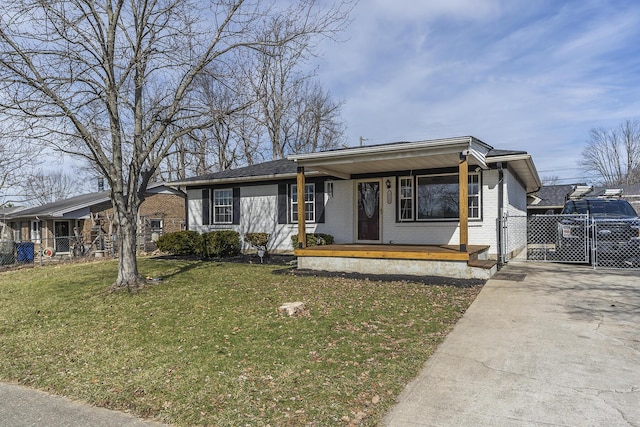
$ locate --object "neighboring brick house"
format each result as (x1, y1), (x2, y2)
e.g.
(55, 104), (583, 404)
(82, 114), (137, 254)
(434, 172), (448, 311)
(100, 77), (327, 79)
(3, 183), (185, 256)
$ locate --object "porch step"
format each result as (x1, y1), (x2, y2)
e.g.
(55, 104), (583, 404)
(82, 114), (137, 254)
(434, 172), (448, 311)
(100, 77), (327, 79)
(467, 259), (498, 269)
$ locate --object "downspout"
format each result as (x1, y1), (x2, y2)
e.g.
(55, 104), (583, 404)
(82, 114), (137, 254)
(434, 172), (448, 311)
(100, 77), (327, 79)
(182, 186), (189, 231)
(497, 162), (504, 267)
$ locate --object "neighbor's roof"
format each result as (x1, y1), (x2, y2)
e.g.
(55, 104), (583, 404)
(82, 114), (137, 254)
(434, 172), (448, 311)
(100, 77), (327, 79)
(528, 184), (576, 209)
(590, 183), (640, 197)
(10, 190), (112, 219)
(7, 183), (181, 220)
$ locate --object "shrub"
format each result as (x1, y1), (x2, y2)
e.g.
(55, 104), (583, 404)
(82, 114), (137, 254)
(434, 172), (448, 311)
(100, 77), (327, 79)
(291, 233), (334, 248)
(156, 231), (202, 255)
(244, 232), (270, 248)
(202, 230), (241, 258)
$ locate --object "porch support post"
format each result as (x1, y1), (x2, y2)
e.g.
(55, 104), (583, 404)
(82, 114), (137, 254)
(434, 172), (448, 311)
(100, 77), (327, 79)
(459, 152), (469, 252)
(296, 166), (306, 248)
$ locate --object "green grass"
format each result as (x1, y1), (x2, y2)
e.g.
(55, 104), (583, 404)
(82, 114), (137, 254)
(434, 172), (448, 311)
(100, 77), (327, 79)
(0, 258), (482, 426)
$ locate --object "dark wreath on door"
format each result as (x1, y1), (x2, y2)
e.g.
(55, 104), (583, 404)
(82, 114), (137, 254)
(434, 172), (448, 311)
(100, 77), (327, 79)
(357, 181), (380, 241)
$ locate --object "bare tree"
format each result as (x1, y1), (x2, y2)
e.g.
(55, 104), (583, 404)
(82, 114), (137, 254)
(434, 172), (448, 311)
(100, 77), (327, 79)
(0, 117), (45, 205)
(541, 175), (560, 185)
(251, 16), (309, 160)
(579, 119), (640, 186)
(20, 170), (79, 206)
(0, 131), (41, 206)
(0, 0), (354, 291)
(249, 30), (346, 159)
(287, 81), (346, 155)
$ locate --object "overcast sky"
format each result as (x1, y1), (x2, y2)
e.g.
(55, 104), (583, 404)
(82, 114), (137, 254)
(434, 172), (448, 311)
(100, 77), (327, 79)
(312, 0), (640, 183)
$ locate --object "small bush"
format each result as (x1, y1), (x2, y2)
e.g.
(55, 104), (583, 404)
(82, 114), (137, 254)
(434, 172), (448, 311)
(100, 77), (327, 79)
(202, 230), (241, 258)
(291, 233), (334, 248)
(244, 232), (270, 248)
(156, 231), (202, 255)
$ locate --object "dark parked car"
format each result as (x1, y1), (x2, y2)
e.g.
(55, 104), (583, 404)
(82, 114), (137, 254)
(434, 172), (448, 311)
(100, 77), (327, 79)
(559, 198), (640, 266)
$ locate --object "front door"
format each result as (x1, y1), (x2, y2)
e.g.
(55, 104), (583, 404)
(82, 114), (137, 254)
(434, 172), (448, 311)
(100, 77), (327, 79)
(356, 180), (381, 242)
(54, 221), (71, 253)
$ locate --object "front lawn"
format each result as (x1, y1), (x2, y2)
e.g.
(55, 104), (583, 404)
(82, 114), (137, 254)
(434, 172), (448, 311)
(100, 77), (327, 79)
(0, 258), (482, 426)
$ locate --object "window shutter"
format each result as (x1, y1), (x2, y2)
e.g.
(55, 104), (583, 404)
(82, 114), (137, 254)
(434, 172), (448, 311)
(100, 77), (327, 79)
(277, 184), (288, 224)
(202, 189), (210, 226)
(315, 180), (325, 223)
(232, 187), (241, 225)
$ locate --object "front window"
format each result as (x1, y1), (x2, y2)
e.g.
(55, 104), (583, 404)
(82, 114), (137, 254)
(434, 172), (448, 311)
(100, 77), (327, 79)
(417, 175), (460, 220)
(213, 189), (233, 224)
(291, 183), (315, 222)
(400, 173), (481, 221)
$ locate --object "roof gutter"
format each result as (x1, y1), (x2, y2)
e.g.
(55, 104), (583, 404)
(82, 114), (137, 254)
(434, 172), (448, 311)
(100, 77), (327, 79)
(486, 153), (542, 193)
(289, 136), (475, 163)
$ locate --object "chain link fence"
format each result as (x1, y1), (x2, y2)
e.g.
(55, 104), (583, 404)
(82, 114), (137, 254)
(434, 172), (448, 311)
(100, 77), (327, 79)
(592, 220), (640, 269)
(505, 213), (640, 269)
(0, 230), (162, 268)
(501, 212), (528, 263)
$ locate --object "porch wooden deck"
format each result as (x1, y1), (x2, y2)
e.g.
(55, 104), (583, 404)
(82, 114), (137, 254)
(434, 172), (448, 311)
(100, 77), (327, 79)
(295, 244), (491, 263)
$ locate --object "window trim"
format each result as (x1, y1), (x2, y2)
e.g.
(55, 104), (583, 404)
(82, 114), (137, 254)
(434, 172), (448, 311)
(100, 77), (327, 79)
(149, 218), (163, 231)
(291, 183), (315, 223)
(468, 173), (481, 220)
(398, 176), (414, 221)
(213, 188), (233, 224)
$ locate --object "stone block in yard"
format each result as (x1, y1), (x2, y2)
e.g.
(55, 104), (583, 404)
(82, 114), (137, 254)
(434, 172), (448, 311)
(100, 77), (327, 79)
(278, 302), (305, 316)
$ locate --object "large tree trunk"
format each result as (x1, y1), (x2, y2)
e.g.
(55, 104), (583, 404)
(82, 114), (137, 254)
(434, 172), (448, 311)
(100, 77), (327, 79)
(111, 208), (146, 292)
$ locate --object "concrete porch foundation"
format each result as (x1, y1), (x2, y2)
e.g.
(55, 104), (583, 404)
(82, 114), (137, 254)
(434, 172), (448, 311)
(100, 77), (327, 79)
(298, 256), (496, 280)
(295, 244), (497, 280)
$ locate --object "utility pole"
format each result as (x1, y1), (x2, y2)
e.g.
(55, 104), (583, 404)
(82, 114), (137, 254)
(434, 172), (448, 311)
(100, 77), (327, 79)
(359, 136), (368, 146)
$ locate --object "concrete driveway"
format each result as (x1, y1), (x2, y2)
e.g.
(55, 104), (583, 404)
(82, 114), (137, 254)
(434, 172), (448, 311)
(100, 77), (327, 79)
(0, 382), (167, 427)
(384, 261), (640, 426)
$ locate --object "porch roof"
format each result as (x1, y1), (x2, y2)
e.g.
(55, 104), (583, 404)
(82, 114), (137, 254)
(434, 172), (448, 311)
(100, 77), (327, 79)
(289, 136), (541, 193)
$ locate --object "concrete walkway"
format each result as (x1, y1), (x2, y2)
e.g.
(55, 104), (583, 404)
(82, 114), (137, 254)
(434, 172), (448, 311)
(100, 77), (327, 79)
(384, 261), (640, 426)
(0, 382), (167, 427)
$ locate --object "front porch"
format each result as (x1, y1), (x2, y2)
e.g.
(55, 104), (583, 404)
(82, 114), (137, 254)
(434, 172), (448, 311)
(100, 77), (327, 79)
(295, 244), (498, 280)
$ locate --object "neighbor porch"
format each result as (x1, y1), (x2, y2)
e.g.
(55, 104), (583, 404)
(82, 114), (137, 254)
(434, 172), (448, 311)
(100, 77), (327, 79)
(295, 244), (497, 280)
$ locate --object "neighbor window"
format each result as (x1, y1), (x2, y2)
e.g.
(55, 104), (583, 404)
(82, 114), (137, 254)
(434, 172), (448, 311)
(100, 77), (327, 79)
(213, 189), (233, 224)
(149, 219), (163, 231)
(291, 183), (315, 222)
(31, 220), (42, 244)
(399, 173), (481, 221)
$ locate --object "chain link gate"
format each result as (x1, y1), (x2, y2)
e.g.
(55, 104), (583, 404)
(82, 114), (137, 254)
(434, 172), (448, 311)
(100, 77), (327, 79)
(501, 213), (590, 264)
(534, 214), (590, 263)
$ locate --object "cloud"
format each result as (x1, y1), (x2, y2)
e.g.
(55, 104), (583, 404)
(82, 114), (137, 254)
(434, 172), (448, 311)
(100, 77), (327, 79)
(314, 0), (640, 182)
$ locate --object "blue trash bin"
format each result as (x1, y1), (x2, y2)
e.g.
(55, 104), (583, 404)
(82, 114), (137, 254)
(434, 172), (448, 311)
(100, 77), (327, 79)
(16, 242), (35, 263)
